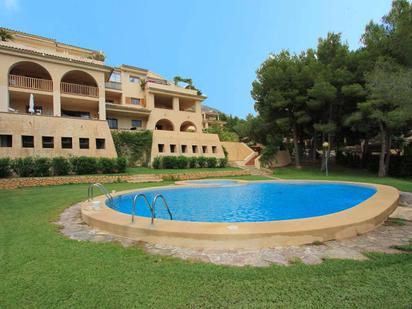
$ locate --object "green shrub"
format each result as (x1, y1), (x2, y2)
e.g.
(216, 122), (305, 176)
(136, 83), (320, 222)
(162, 156), (179, 169)
(188, 157), (198, 168)
(70, 156), (98, 175)
(116, 157), (127, 173)
(206, 157), (217, 168)
(176, 156), (188, 169)
(112, 131), (152, 166)
(98, 158), (117, 174)
(12, 157), (35, 177)
(152, 157), (162, 169)
(33, 157), (51, 177)
(52, 157), (71, 176)
(218, 157), (228, 168)
(197, 156), (207, 168)
(0, 158), (12, 178)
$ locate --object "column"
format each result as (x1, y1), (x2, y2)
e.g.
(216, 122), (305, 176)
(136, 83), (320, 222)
(98, 87), (106, 120)
(52, 89), (61, 116)
(173, 97), (179, 111)
(195, 100), (201, 113)
(0, 72), (9, 112)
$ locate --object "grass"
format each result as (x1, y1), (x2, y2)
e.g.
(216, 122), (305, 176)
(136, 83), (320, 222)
(274, 165), (412, 192)
(1, 180), (412, 307)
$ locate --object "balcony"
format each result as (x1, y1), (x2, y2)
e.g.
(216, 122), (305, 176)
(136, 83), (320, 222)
(8, 74), (53, 92)
(105, 81), (122, 91)
(60, 82), (98, 98)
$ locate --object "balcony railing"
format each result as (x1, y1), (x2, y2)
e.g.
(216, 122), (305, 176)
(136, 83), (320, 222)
(105, 81), (122, 90)
(147, 77), (168, 85)
(61, 82), (98, 98)
(8, 74), (53, 92)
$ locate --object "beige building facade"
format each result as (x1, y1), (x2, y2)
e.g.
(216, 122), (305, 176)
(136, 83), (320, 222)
(0, 28), (224, 161)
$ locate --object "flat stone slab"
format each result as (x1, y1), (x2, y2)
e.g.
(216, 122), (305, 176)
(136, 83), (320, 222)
(57, 204), (412, 267)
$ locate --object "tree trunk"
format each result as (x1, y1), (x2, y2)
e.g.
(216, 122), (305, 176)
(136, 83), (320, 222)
(384, 133), (392, 176)
(378, 123), (387, 177)
(312, 132), (317, 162)
(293, 124), (301, 168)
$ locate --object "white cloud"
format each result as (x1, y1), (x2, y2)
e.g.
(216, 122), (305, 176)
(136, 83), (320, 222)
(3, 0), (19, 11)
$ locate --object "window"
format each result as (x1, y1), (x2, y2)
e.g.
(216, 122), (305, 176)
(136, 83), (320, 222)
(170, 144), (176, 153)
(96, 138), (105, 149)
(42, 136), (54, 148)
(129, 75), (140, 83)
(22, 135), (34, 148)
(131, 119), (142, 128)
(107, 118), (118, 129)
(192, 145), (198, 153)
(61, 137), (72, 149)
(79, 138), (89, 149)
(0, 135), (12, 147)
(158, 144), (164, 153)
(202, 146), (208, 153)
(62, 110), (90, 119)
(109, 72), (121, 82)
(131, 98), (140, 105)
(181, 145), (187, 153)
(212, 146), (217, 154)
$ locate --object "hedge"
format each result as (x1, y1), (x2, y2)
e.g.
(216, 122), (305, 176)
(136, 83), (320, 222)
(152, 156), (228, 169)
(0, 156), (127, 178)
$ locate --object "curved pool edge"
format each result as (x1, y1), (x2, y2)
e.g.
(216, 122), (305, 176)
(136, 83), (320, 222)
(80, 180), (400, 249)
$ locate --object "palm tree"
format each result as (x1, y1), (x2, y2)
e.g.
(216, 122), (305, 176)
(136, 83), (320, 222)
(0, 29), (13, 42)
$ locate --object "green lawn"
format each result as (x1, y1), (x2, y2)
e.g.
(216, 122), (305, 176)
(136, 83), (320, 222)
(1, 180), (412, 308)
(274, 165), (412, 192)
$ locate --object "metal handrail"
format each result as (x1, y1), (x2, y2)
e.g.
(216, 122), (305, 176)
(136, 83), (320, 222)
(152, 194), (173, 221)
(131, 194), (153, 224)
(88, 183), (113, 206)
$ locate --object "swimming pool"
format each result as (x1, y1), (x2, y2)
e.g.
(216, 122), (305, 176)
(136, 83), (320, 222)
(109, 181), (377, 222)
(81, 180), (399, 249)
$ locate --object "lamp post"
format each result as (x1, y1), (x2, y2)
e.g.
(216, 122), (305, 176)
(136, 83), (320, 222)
(322, 141), (330, 176)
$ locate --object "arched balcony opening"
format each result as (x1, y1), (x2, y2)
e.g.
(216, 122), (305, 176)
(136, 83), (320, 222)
(180, 121), (197, 132)
(8, 62), (53, 115)
(8, 61), (53, 92)
(60, 70), (99, 98)
(155, 119), (174, 131)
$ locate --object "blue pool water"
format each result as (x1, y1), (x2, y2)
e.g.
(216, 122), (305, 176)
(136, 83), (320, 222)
(182, 179), (239, 185)
(108, 181), (377, 223)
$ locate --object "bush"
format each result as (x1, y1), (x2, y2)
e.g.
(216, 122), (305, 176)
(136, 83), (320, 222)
(116, 157), (127, 173)
(197, 156), (207, 168)
(206, 157), (217, 168)
(12, 157), (34, 177)
(70, 156), (98, 175)
(152, 157), (161, 169)
(112, 131), (152, 166)
(98, 158), (117, 174)
(162, 156), (179, 169)
(188, 157), (198, 168)
(218, 157), (228, 168)
(52, 157), (71, 176)
(0, 158), (12, 178)
(176, 156), (188, 169)
(33, 157), (51, 177)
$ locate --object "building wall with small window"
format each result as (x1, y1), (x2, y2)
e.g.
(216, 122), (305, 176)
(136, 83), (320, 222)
(0, 112), (117, 158)
(151, 130), (224, 160)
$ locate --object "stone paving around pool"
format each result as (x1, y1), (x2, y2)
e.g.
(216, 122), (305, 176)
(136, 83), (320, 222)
(57, 202), (412, 267)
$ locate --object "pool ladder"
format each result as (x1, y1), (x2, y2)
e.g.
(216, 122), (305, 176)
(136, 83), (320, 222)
(131, 193), (173, 224)
(88, 183), (114, 206)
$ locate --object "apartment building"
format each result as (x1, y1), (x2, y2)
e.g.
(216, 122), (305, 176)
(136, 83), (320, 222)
(0, 28), (224, 161)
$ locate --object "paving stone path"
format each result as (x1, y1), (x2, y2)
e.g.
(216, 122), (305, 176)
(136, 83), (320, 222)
(57, 203), (412, 267)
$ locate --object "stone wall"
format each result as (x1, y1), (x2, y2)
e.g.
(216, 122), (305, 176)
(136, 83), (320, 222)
(0, 169), (250, 189)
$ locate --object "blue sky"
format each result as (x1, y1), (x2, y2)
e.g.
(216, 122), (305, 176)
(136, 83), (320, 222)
(1, 0), (392, 118)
